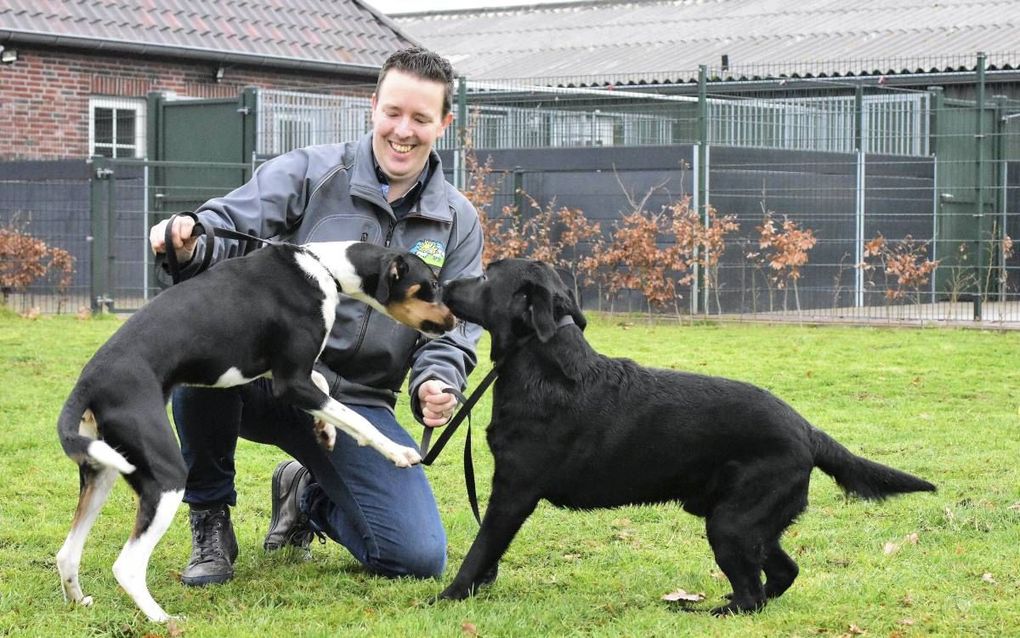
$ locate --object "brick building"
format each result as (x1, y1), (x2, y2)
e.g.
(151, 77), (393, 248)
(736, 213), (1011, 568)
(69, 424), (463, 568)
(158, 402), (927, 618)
(0, 0), (414, 161)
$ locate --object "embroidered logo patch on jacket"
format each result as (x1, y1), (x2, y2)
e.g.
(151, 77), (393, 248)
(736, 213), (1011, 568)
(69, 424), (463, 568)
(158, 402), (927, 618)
(409, 239), (446, 269)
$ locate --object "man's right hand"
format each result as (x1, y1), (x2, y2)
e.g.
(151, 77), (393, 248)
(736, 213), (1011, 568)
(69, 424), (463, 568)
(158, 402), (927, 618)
(149, 215), (199, 262)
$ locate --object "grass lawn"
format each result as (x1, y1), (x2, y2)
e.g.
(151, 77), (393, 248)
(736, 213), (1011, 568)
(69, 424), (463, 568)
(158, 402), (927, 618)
(1, 309), (1018, 637)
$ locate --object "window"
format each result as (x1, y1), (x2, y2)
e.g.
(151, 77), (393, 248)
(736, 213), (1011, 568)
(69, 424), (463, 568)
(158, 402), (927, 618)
(89, 98), (146, 158)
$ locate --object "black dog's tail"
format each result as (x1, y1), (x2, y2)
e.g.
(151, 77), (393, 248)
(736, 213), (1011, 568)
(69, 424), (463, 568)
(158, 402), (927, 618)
(809, 427), (935, 500)
(57, 388), (136, 475)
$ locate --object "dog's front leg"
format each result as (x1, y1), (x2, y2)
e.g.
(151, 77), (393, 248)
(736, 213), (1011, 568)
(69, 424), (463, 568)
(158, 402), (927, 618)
(439, 484), (540, 600)
(311, 398), (422, 468)
(273, 374), (421, 467)
(308, 370), (336, 450)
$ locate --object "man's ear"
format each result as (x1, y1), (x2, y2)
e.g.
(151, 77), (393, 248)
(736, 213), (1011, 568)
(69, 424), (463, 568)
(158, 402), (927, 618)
(375, 254), (408, 302)
(527, 283), (557, 342)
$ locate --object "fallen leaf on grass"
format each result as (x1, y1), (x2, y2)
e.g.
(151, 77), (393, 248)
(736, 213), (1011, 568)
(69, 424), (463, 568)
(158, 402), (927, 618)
(885, 532), (920, 555)
(899, 618), (915, 626)
(77, 306), (92, 320)
(1008, 502), (1020, 512)
(168, 620), (185, 638)
(462, 621), (478, 636)
(843, 623), (866, 636)
(981, 572), (996, 584)
(661, 589), (705, 603)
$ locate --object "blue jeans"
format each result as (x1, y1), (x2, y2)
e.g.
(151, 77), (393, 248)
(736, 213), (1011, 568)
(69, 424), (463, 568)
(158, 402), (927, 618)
(172, 380), (446, 578)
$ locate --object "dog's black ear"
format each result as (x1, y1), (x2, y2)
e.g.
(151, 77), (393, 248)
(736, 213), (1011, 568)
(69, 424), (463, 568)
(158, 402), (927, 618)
(527, 282), (557, 342)
(375, 254), (409, 302)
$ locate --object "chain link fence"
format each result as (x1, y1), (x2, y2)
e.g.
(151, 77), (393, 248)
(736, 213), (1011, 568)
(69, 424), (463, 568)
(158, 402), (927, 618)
(2, 53), (1018, 326)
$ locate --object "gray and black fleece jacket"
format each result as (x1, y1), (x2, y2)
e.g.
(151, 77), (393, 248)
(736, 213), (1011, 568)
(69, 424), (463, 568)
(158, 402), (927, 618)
(168, 133), (483, 421)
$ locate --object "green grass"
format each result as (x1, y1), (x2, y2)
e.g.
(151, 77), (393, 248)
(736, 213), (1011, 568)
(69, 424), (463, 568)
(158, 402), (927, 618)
(1, 312), (1018, 637)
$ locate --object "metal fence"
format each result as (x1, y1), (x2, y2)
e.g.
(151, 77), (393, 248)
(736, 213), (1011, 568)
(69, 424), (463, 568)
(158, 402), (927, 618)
(2, 53), (1019, 327)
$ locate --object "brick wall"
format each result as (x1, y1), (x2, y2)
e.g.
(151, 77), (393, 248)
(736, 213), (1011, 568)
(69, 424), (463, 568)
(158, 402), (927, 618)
(0, 45), (375, 160)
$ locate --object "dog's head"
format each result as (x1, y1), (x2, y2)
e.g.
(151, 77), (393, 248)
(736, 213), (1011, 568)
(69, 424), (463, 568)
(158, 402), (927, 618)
(344, 243), (456, 338)
(443, 258), (586, 357)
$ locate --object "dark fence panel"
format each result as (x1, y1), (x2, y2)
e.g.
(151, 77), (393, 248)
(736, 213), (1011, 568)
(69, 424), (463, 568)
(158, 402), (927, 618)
(0, 160), (92, 313)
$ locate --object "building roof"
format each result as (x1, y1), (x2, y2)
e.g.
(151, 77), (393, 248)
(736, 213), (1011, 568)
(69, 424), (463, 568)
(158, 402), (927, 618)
(394, 0), (1020, 84)
(0, 0), (414, 77)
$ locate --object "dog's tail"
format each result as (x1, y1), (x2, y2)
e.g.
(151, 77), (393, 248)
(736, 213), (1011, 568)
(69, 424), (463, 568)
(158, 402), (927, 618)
(810, 427), (935, 500)
(57, 389), (136, 475)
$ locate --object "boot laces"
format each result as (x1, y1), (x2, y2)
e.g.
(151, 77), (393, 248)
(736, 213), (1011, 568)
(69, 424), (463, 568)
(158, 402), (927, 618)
(192, 509), (228, 561)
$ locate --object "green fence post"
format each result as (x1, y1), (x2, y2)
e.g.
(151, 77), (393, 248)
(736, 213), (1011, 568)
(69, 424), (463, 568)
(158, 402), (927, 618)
(928, 86), (945, 297)
(89, 157), (112, 314)
(694, 64), (708, 315)
(241, 87), (258, 181)
(513, 167), (525, 216)
(993, 94), (1008, 303)
(854, 85), (865, 307)
(455, 76), (468, 190)
(974, 52), (986, 320)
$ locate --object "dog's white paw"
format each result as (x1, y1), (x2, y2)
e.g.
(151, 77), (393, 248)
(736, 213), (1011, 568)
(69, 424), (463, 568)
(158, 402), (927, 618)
(314, 421), (337, 451)
(80, 595), (94, 607)
(390, 445), (422, 468)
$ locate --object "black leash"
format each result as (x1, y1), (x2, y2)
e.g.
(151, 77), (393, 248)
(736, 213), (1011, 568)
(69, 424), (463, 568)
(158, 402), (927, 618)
(419, 317), (576, 527)
(162, 211), (342, 292)
(420, 367), (501, 526)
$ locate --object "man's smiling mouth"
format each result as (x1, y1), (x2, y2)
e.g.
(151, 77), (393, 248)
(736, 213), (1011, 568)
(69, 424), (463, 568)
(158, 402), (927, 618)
(390, 141), (414, 154)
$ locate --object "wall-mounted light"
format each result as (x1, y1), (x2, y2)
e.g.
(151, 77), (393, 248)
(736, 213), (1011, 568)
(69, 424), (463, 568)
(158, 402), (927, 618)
(721, 54), (729, 71)
(213, 65), (224, 82)
(0, 46), (18, 64)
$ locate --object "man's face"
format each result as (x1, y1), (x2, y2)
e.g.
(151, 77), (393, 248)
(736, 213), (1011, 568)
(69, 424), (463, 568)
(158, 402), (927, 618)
(371, 69), (453, 189)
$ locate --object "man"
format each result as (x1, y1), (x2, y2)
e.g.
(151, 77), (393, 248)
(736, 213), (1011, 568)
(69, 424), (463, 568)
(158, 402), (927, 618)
(149, 47), (482, 585)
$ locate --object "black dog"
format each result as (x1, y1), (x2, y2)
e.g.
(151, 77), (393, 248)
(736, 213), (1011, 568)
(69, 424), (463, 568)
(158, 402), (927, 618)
(56, 240), (454, 622)
(439, 258), (935, 614)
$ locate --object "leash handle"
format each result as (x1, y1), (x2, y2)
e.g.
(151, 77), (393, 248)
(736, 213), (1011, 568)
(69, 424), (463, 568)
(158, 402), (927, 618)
(163, 211), (211, 285)
(419, 371), (496, 466)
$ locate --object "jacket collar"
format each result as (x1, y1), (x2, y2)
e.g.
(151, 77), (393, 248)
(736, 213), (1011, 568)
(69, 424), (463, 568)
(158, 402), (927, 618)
(351, 133), (452, 224)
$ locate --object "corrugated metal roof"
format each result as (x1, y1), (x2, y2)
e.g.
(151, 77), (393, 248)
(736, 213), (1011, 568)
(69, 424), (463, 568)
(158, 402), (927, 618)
(394, 0), (1020, 83)
(0, 0), (415, 76)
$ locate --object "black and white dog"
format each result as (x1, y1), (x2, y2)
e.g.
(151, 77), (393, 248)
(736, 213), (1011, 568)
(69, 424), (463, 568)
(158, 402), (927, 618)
(439, 259), (935, 614)
(56, 240), (454, 622)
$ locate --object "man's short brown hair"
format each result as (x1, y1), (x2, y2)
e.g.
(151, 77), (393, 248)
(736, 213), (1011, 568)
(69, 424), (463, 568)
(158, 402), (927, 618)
(377, 47), (456, 118)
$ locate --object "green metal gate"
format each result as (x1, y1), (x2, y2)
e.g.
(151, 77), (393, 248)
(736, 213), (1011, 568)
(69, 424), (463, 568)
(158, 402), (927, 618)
(146, 89), (258, 216)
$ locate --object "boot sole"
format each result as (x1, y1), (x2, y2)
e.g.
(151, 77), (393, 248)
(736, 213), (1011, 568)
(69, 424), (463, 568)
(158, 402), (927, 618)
(181, 570), (234, 587)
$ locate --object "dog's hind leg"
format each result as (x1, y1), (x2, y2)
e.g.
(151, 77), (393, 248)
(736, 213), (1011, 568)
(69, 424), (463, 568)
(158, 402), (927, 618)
(705, 507), (766, 615)
(761, 474), (808, 600)
(106, 401), (188, 622)
(762, 541), (799, 600)
(57, 464), (119, 608)
(704, 461), (809, 614)
(112, 484), (184, 622)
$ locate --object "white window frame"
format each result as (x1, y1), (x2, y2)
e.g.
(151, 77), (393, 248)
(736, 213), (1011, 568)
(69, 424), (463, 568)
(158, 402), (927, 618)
(88, 97), (147, 158)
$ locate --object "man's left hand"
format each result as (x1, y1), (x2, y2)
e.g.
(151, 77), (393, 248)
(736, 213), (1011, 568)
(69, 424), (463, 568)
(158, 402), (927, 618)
(418, 379), (458, 427)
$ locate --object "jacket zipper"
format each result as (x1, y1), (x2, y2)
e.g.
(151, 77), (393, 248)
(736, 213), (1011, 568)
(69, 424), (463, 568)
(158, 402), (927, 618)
(349, 219), (400, 359)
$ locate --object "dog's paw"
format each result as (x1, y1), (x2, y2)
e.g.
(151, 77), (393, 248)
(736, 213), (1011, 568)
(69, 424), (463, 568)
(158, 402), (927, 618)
(436, 586), (470, 601)
(390, 445), (422, 468)
(314, 421), (336, 451)
(79, 595), (94, 607)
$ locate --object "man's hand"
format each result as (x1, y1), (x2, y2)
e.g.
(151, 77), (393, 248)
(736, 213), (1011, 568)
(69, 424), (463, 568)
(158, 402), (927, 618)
(149, 215), (198, 262)
(418, 379), (459, 428)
